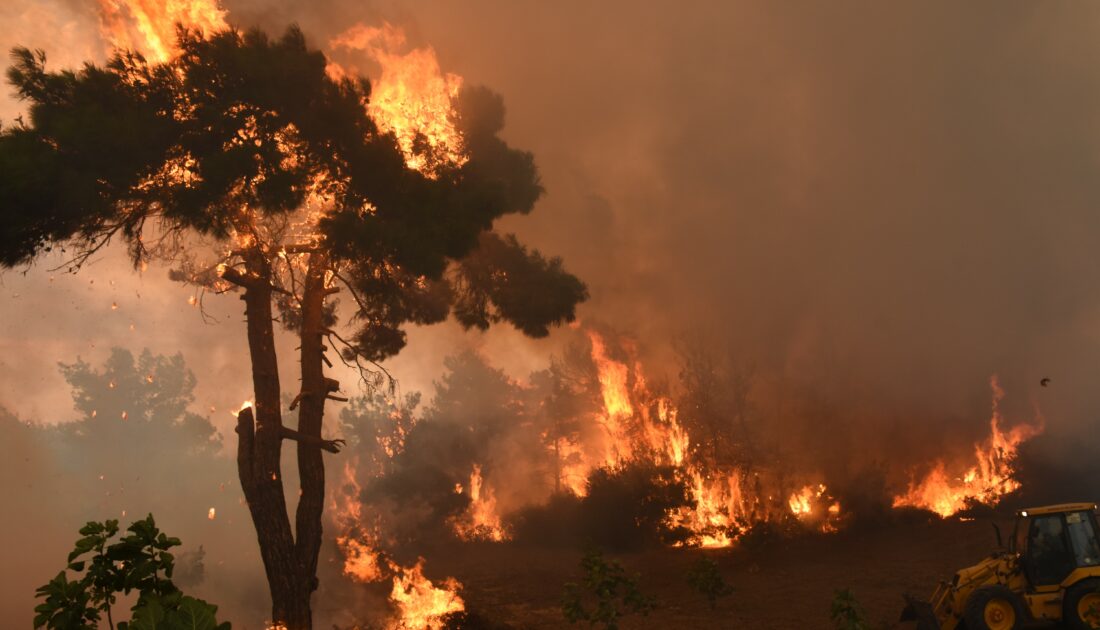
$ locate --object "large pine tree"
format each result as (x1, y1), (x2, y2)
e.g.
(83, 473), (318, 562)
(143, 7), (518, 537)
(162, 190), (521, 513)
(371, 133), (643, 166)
(0, 26), (586, 629)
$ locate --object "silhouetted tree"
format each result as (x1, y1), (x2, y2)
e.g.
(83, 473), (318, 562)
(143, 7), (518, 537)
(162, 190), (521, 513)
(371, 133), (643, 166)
(675, 339), (756, 469)
(0, 26), (586, 629)
(529, 361), (588, 495)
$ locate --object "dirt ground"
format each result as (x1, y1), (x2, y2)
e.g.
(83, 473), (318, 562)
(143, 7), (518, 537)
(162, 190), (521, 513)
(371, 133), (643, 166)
(418, 515), (1010, 629)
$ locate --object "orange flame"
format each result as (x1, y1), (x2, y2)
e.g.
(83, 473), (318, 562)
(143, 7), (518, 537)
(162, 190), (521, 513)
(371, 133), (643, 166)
(330, 22), (467, 174)
(94, 0), (228, 63)
(893, 376), (1043, 517)
(389, 560), (465, 630)
(333, 459), (466, 626)
(583, 329), (843, 546)
(451, 464), (509, 542)
(666, 471), (753, 548)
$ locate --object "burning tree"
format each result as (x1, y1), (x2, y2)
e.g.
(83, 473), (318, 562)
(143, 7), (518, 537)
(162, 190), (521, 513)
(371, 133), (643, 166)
(0, 25), (585, 629)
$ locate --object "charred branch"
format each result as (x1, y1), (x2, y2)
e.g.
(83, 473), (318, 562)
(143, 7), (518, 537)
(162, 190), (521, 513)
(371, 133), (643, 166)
(279, 426), (345, 454)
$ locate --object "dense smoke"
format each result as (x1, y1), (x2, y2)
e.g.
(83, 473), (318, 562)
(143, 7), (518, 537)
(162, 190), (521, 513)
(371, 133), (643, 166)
(4, 1), (1100, 626)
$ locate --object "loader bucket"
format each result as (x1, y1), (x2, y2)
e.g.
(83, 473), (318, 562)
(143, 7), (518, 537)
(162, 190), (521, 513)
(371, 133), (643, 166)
(900, 594), (942, 630)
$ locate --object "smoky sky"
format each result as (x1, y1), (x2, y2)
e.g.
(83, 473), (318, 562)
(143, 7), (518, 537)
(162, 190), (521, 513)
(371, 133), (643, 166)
(1, 0), (1098, 448)
(3, 0), (1100, 609)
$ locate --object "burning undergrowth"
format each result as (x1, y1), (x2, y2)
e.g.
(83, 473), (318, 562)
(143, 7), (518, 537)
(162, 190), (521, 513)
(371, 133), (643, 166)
(321, 322), (1047, 626)
(43, 5), (1049, 627)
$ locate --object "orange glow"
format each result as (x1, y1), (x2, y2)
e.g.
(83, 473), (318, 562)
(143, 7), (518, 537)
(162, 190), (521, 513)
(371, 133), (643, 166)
(232, 400), (253, 418)
(451, 464), (509, 542)
(580, 330), (845, 546)
(336, 534), (384, 583)
(389, 559), (465, 630)
(892, 376), (1043, 517)
(589, 332), (634, 421)
(330, 22), (467, 174)
(95, 0), (228, 63)
(207, 507), (216, 520)
(333, 458), (466, 626)
(666, 471), (752, 548)
(787, 484), (843, 533)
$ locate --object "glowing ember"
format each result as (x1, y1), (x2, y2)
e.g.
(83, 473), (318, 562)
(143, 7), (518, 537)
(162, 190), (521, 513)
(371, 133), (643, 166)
(330, 22), (467, 174)
(451, 464), (509, 542)
(94, 0), (228, 63)
(892, 376), (1044, 517)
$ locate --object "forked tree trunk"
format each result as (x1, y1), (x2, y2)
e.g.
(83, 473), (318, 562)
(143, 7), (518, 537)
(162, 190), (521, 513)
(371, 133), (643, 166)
(291, 251), (333, 626)
(233, 250), (334, 630)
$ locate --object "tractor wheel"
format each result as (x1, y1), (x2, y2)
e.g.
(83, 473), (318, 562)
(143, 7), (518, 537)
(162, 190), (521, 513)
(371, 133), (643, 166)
(1063, 579), (1100, 630)
(962, 585), (1025, 630)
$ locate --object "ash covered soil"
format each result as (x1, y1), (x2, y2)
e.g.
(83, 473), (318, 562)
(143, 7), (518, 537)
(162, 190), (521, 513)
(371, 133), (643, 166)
(417, 515), (1005, 629)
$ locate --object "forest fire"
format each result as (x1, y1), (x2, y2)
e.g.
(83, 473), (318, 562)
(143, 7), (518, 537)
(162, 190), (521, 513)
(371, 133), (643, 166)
(451, 464), (509, 542)
(95, 0), (227, 62)
(893, 377), (1044, 517)
(330, 23), (467, 174)
(389, 561), (466, 630)
(550, 329), (846, 546)
(334, 459), (467, 628)
(4, 3), (1080, 629)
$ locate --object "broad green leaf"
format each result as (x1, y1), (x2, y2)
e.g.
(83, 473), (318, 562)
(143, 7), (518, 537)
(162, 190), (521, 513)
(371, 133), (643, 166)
(127, 595), (168, 630)
(151, 596), (226, 630)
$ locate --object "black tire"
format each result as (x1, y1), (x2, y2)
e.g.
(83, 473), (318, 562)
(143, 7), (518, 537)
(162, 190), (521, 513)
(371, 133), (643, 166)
(963, 585), (1025, 630)
(1063, 579), (1100, 630)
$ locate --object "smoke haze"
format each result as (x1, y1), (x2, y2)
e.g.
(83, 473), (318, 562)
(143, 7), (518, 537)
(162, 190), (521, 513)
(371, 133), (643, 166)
(3, 0), (1100, 626)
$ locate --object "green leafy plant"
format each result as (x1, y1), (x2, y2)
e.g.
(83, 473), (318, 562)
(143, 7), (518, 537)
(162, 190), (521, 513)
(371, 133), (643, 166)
(686, 556), (733, 609)
(830, 588), (870, 630)
(34, 515), (230, 630)
(561, 550), (656, 630)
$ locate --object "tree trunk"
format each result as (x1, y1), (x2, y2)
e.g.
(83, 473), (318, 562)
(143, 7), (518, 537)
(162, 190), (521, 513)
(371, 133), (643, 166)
(292, 252), (333, 627)
(231, 247), (327, 630)
(230, 247), (338, 630)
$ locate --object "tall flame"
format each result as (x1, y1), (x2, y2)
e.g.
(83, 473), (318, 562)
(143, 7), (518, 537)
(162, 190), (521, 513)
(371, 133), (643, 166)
(892, 376), (1044, 517)
(330, 22), (467, 174)
(95, 0), (228, 63)
(389, 560), (465, 630)
(451, 464), (509, 542)
(333, 459), (466, 627)
(580, 329), (842, 546)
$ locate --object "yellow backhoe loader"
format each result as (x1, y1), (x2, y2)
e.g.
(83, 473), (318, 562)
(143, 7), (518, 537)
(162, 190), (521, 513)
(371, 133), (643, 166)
(901, 503), (1100, 629)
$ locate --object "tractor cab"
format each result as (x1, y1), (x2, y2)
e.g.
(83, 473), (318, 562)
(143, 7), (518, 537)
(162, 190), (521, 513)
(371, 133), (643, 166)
(903, 502), (1100, 630)
(1013, 504), (1100, 590)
